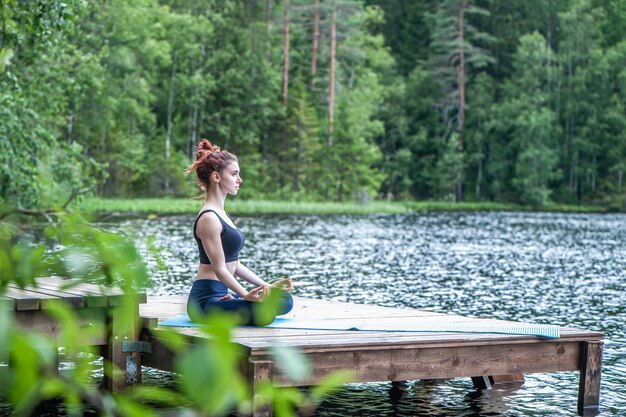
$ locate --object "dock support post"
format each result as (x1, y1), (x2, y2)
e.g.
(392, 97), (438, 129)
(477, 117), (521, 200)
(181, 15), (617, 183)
(249, 360), (274, 417)
(578, 341), (603, 415)
(471, 376), (493, 390)
(389, 381), (409, 401)
(102, 304), (141, 392)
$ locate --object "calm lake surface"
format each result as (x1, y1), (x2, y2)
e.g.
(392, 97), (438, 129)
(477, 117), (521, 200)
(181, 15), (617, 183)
(31, 211), (626, 416)
(110, 210), (626, 417)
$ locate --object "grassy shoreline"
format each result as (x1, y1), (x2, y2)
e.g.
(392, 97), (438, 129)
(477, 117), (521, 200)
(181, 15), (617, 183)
(72, 197), (611, 216)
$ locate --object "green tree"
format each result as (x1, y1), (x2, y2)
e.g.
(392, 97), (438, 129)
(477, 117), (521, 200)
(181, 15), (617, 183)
(0, 0), (101, 208)
(426, 0), (495, 201)
(505, 32), (561, 207)
(555, 0), (626, 204)
(464, 72), (496, 200)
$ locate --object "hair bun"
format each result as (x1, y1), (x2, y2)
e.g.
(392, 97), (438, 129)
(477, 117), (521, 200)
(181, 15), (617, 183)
(198, 138), (220, 154)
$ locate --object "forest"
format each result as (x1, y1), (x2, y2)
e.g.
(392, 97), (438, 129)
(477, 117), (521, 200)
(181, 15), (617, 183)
(1, 0), (625, 209)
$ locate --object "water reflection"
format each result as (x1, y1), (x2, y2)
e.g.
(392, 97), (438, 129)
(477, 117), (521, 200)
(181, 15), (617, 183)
(102, 211), (625, 416)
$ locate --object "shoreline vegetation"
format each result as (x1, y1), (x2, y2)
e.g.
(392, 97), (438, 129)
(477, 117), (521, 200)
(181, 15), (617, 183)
(73, 197), (612, 216)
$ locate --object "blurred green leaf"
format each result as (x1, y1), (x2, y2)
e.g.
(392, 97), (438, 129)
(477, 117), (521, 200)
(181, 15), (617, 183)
(176, 344), (247, 416)
(155, 328), (189, 352)
(272, 386), (305, 417)
(252, 288), (284, 326)
(39, 378), (64, 401)
(126, 385), (186, 407)
(9, 334), (45, 411)
(145, 235), (167, 271)
(0, 308), (14, 362)
(270, 343), (311, 382)
(115, 396), (160, 417)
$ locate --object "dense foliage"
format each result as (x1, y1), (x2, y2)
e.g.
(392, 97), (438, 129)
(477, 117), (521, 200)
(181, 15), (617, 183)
(1, 0), (624, 208)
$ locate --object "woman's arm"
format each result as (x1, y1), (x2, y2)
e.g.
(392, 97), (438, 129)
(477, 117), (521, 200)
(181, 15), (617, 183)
(234, 263), (270, 287)
(197, 213), (267, 301)
(236, 264), (293, 291)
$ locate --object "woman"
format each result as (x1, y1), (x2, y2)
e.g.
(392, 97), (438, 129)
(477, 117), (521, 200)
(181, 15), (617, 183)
(185, 139), (293, 326)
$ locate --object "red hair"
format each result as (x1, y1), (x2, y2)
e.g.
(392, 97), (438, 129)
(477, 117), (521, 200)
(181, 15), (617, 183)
(185, 139), (238, 191)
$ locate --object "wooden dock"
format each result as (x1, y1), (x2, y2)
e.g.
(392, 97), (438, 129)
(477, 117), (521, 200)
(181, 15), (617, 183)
(139, 295), (604, 417)
(4, 277), (147, 391)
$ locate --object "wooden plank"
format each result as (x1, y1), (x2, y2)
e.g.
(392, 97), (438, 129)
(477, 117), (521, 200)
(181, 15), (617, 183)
(34, 279), (107, 307)
(13, 309), (108, 345)
(150, 322), (599, 346)
(249, 360), (274, 417)
(233, 330), (545, 347)
(8, 283), (84, 308)
(242, 336), (597, 355)
(141, 316), (159, 329)
(38, 277), (146, 306)
(145, 326), (601, 361)
(578, 341), (603, 415)
(3, 286), (59, 310)
(38, 277), (124, 305)
(263, 341), (583, 387)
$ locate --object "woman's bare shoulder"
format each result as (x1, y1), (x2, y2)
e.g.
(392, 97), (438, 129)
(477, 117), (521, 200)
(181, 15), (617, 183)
(196, 210), (223, 236)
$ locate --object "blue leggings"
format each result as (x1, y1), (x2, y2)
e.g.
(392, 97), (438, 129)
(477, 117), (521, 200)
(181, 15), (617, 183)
(187, 279), (294, 326)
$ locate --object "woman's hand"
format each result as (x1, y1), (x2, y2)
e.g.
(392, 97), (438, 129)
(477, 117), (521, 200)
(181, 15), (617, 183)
(243, 285), (270, 302)
(219, 294), (234, 301)
(271, 278), (293, 292)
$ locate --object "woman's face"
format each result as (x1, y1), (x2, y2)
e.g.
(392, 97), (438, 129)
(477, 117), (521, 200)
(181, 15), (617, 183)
(219, 161), (242, 195)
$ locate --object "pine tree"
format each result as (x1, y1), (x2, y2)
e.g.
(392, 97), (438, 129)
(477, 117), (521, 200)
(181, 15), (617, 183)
(426, 0), (494, 201)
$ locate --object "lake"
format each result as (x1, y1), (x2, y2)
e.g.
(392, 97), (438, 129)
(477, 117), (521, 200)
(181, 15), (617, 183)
(112, 210), (625, 417)
(26, 210), (626, 416)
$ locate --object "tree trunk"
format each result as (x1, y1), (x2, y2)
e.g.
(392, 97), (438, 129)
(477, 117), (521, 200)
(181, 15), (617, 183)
(476, 157), (482, 200)
(567, 54), (575, 194)
(282, 0), (290, 106)
(311, 0), (320, 88)
(328, 7), (337, 148)
(266, 0), (273, 34)
(279, 0), (291, 190)
(457, 2), (466, 148)
(455, 1), (466, 202)
(188, 44), (205, 161)
(186, 106), (193, 160)
(265, 0), (273, 59)
(188, 105), (199, 161)
(293, 120), (302, 192)
(165, 57), (177, 193)
(571, 152), (578, 200)
(591, 153), (596, 192)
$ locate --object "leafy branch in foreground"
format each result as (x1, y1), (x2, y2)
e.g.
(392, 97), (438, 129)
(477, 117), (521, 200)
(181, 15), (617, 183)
(0, 211), (348, 416)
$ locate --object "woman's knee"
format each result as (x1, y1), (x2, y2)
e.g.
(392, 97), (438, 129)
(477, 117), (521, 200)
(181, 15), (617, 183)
(280, 293), (294, 315)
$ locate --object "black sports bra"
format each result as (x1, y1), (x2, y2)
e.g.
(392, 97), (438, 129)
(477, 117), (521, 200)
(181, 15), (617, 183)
(193, 209), (244, 264)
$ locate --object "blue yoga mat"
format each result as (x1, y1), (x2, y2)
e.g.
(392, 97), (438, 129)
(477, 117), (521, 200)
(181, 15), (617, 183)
(158, 314), (560, 339)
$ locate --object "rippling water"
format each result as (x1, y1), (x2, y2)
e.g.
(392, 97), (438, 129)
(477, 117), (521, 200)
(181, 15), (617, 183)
(35, 211), (626, 416)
